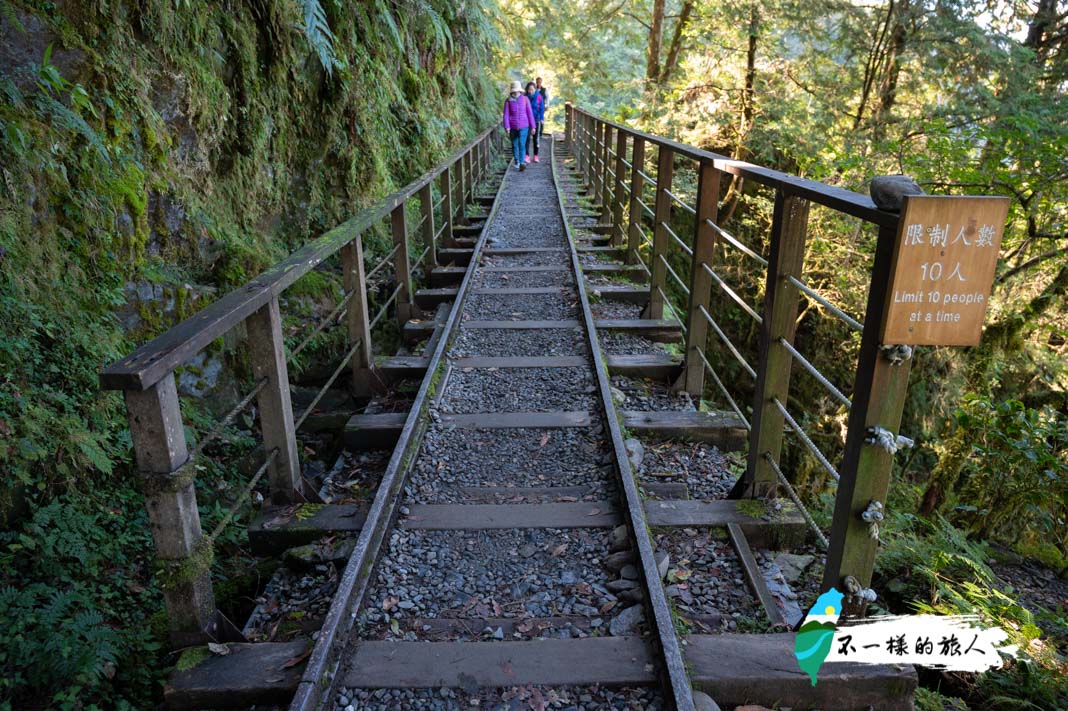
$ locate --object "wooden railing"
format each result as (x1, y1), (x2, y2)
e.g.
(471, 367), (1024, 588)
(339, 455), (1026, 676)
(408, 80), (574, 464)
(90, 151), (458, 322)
(566, 103), (921, 610)
(101, 127), (500, 647)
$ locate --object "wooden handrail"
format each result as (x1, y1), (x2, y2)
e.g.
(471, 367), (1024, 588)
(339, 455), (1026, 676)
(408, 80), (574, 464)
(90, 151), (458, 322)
(570, 106), (896, 227)
(101, 126), (496, 391)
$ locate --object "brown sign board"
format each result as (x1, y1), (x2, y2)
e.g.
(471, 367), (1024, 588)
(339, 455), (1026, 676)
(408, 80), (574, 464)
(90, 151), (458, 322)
(881, 195), (1010, 346)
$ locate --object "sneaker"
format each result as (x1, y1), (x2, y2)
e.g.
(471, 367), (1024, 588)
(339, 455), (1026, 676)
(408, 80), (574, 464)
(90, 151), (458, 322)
(519, 163), (527, 172)
(525, 155), (531, 163)
(533, 155), (540, 163)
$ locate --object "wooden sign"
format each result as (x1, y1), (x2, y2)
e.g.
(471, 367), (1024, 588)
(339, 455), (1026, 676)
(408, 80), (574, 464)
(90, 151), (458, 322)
(881, 196), (1010, 346)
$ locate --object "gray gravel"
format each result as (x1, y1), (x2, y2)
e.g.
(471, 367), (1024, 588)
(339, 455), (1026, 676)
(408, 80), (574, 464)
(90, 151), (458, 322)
(452, 327), (588, 358)
(610, 375), (695, 412)
(633, 439), (735, 502)
(655, 528), (763, 632)
(591, 300), (643, 320)
(441, 367), (597, 414)
(244, 563), (338, 642)
(482, 250), (571, 267)
(597, 332), (673, 356)
(334, 684), (663, 710)
(464, 292), (579, 321)
(359, 528), (618, 641)
(405, 425), (613, 502)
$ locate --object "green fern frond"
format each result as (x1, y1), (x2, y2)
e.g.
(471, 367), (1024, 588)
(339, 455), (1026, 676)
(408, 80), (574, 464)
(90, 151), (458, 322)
(300, 0), (342, 76)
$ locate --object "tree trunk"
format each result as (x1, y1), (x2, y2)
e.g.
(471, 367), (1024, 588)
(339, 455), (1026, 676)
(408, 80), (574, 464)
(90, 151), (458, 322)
(646, 0), (666, 87)
(871, 0), (908, 138)
(720, 6), (759, 225)
(659, 1), (695, 87)
(853, 0), (896, 131)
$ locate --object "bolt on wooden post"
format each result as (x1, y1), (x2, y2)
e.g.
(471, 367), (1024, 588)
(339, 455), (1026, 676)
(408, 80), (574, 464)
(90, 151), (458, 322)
(823, 221), (912, 597)
(391, 203), (419, 325)
(611, 129), (628, 246)
(341, 234), (376, 396)
(741, 189), (810, 498)
(124, 373), (216, 647)
(645, 146), (675, 320)
(246, 296), (302, 502)
(680, 160), (721, 395)
(626, 137), (646, 266)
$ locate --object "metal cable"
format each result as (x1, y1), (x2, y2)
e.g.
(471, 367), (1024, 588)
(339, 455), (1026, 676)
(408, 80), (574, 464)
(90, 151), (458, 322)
(663, 189), (696, 216)
(207, 448), (277, 542)
(697, 304), (756, 379)
(786, 275), (864, 332)
(637, 168), (656, 185)
(657, 252), (691, 295)
(188, 378), (269, 460)
(288, 290), (357, 363)
(636, 198), (655, 220)
(772, 397), (841, 482)
(763, 453), (829, 548)
(661, 220), (693, 257)
(700, 263), (762, 324)
(367, 244), (401, 281)
(693, 346), (750, 429)
(294, 337), (364, 431)
(778, 338), (852, 408)
(369, 283), (404, 330)
(653, 285), (687, 335)
(704, 219), (768, 267)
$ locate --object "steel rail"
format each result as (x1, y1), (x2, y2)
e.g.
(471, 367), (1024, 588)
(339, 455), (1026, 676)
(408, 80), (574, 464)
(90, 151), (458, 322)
(778, 337), (852, 408)
(763, 453), (829, 548)
(293, 336), (365, 431)
(287, 289), (357, 363)
(698, 304), (756, 379)
(693, 346), (750, 428)
(658, 252), (691, 295)
(551, 135), (697, 711)
(186, 377), (269, 461)
(700, 263), (762, 324)
(291, 145), (510, 711)
(705, 219), (768, 267)
(663, 189), (696, 215)
(369, 283), (404, 330)
(366, 243), (401, 281)
(786, 275), (864, 332)
(661, 220), (693, 257)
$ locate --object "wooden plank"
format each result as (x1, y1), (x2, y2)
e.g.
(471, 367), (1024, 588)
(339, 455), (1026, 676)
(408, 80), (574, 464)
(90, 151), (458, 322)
(463, 319), (581, 329)
(438, 248), (474, 266)
(605, 354), (683, 381)
(341, 235), (375, 396)
(681, 160), (721, 396)
(430, 266), (466, 287)
(622, 409), (747, 448)
(344, 637), (656, 688)
(414, 616), (596, 638)
(248, 504), (367, 554)
(377, 355), (430, 379)
(402, 318), (443, 344)
(594, 318), (683, 333)
(589, 284), (649, 304)
(471, 287), (567, 295)
(583, 263), (649, 282)
(165, 641), (308, 710)
(344, 412), (408, 450)
(453, 224), (484, 237)
(438, 411), (591, 428)
(588, 223), (614, 235)
(451, 356), (588, 368)
(727, 523), (787, 627)
(643, 482), (689, 499)
(645, 499), (805, 548)
(577, 245), (625, 256)
(400, 501), (621, 529)
(685, 633), (916, 710)
(414, 287), (459, 309)
(458, 484), (600, 502)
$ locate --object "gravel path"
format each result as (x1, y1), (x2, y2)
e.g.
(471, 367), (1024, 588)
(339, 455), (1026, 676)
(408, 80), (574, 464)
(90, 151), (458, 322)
(441, 367), (596, 414)
(465, 292), (579, 321)
(598, 332), (673, 356)
(452, 327), (587, 358)
(475, 269), (574, 289)
(632, 439), (735, 502)
(334, 685), (663, 710)
(610, 375), (695, 412)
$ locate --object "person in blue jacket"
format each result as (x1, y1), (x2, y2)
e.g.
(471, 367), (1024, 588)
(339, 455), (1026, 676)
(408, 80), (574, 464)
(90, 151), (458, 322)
(524, 81), (546, 163)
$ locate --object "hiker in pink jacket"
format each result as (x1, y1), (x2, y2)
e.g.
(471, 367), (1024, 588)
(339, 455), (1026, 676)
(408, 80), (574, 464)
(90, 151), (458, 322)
(502, 80), (536, 171)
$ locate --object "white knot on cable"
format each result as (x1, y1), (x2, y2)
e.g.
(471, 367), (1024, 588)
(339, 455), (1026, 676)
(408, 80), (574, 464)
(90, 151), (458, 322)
(865, 426), (914, 454)
(879, 344), (913, 365)
(861, 500), (884, 541)
(843, 575), (878, 606)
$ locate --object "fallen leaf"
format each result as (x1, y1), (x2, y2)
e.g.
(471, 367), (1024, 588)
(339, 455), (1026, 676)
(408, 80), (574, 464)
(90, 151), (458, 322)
(280, 648), (311, 669)
(586, 507), (602, 516)
(599, 600), (617, 614)
(551, 544), (568, 557)
(500, 660), (514, 676)
(264, 675), (285, 683)
(538, 433), (550, 448)
(207, 642), (230, 656)
(382, 595), (399, 611)
(558, 496), (578, 502)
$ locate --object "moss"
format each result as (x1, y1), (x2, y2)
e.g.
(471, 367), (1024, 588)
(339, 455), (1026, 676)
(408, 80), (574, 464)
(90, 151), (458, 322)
(735, 499), (767, 520)
(175, 646), (211, 672)
(294, 504), (325, 521)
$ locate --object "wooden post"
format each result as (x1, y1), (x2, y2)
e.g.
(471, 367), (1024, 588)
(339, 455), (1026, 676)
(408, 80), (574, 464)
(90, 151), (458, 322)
(591, 119), (604, 198)
(457, 151), (468, 224)
(611, 129), (628, 246)
(419, 182), (436, 269)
(584, 114), (596, 189)
(125, 374), (216, 647)
(341, 235), (375, 396)
(823, 222), (912, 597)
(576, 111), (586, 173)
(439, 166), (454, 249)
(565, 102), (573, 149)
(391, 203), (418, 324)
(680, 160), (721, 396)
(600, 123), (614, 224)
(741, 190), (810, 498)
(247, 296), (302, 502)
(645, 146), (675, 320)
(626, 137), (646, 265)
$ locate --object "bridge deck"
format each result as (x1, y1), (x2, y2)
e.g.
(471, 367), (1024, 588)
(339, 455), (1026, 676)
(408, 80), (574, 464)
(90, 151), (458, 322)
(162, 138), (915, 711)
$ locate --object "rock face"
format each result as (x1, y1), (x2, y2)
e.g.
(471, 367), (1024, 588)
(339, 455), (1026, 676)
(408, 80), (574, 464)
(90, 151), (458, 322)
(869, 175), (925, 213)
(0, 8), (88, 91)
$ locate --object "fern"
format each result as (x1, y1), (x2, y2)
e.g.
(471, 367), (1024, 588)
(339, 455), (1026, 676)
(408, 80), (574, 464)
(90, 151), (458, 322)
(300, 0), (342, 76)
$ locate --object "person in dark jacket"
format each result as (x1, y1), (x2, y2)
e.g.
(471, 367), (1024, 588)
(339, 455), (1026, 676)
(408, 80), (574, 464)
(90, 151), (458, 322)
(524, 82), (546, 163)
(502, 80), (535, 171)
